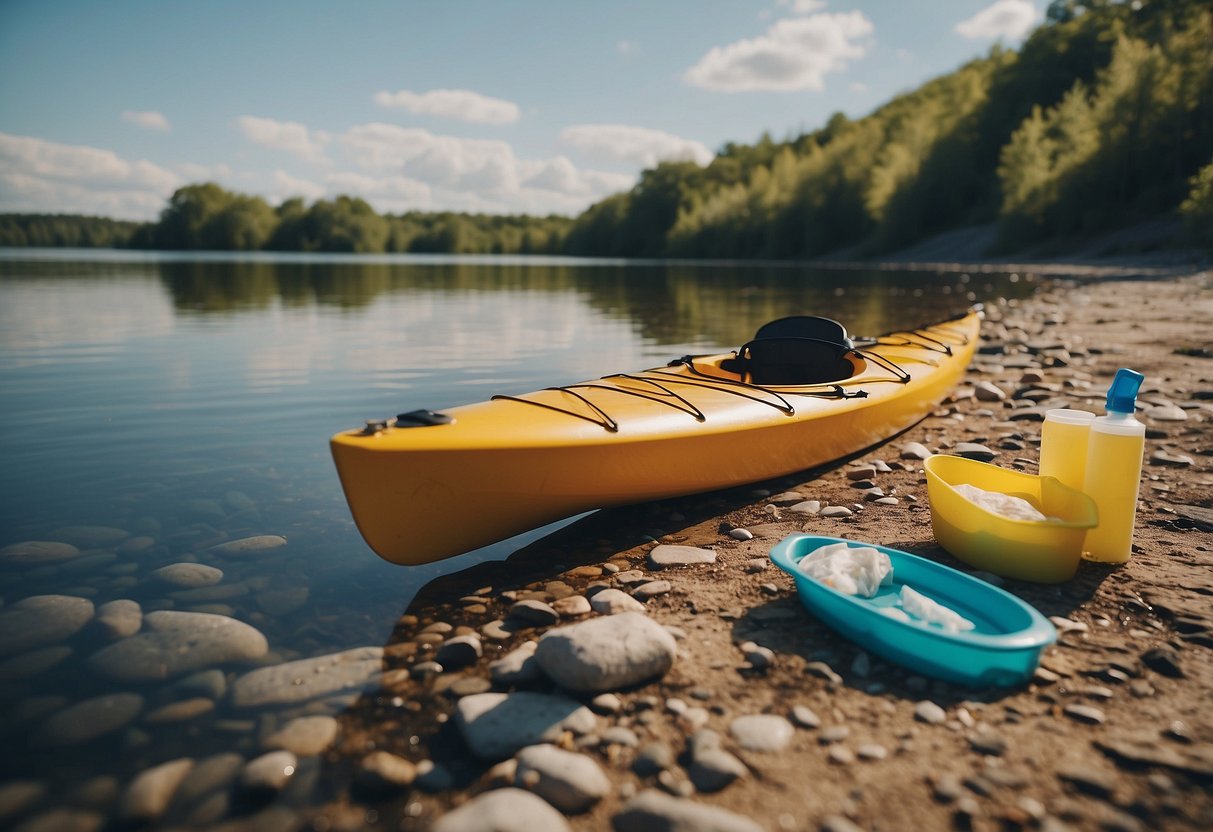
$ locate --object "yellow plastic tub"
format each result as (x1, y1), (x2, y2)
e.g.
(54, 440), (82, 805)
(923, 454), (1098, 583)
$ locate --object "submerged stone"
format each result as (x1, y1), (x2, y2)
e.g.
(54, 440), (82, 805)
(208, 535), (287, 557)
(0, 595), (95, 658)
(263, 715), (339, 756)
(95, 599), (142, 640)
(0, 646), (73, 681)
(34, 693), (144, 746)
(86, 611), (267, 683)
(116, 758), (194, 823)
(230, 647), (384, 708)
(0, 541), (80, 567)
(150, 563), (224, 588)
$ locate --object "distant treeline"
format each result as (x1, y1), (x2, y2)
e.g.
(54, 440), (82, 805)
(2, 0), (1210, 257)
(0, 214), (144, 248)
(0, 192), (572, 255)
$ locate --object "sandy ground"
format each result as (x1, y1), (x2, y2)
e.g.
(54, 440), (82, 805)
(319, 267), (1213, 832)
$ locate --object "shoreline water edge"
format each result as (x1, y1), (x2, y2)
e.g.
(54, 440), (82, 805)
(2, 263), (1211, 832)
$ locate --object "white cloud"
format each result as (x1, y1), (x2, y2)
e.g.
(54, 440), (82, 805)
(522, 156), (581, 194)
(0, 132), (181, 218)
(560, 124), (713, 168)
(684, 12), (873, 92)
(777, 0), (827, 13)
(955, 0), (1040, 41)
(176, 161), (232, 182)
(849, 81), (870, 94)
(373, 89), (521, 125)
(272, 170), (326, 202)
(521, 156), (635, 198)
(338, 122), (635, 215)
(617, 40), (637, 55)
(0, 116), (642, 221)
(235, 115), (330, 163)
(324, 171), (431, 211)
(341, 123), (525, 192)
(122, 110), (171, 132)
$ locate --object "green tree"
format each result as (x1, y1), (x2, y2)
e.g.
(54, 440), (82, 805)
(1179, 159), (1213, 247)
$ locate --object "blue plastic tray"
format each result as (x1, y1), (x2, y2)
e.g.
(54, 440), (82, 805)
(770, 534), (1056, 687)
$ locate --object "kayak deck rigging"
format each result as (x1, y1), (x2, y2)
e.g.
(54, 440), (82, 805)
(485, 320), (972, 434)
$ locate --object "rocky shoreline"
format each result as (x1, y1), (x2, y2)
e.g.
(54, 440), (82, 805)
(0, 267), (1210, 832)
(310, 268), (1213, 831)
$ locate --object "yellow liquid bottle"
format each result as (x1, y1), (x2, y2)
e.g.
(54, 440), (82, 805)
(1081, 369), (1145, 563)
(1040, 408), (1093, 491)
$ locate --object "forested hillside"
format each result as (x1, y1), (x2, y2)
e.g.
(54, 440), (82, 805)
(2, 0), (1209, 257)
(564, 0), (1213, 258)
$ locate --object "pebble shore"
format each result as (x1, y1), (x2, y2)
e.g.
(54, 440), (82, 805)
(0, 267), (1210, 831)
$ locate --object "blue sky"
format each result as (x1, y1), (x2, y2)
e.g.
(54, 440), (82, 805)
(0, 0), (1045, 220)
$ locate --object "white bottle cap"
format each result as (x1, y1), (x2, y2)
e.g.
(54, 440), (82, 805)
(1045, 408), (1094, 425)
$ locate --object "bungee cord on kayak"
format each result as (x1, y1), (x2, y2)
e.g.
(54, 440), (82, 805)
(486, 316), (972, 433)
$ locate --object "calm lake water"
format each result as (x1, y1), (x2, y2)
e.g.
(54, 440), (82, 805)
(0, 250), (1033, 820)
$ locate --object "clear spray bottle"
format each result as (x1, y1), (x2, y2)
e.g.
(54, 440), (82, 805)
(1081, 368), (1146, 563)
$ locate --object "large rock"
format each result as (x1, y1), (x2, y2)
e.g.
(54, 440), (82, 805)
(34, 693), (144, 746)
(613, 790), (765, 832)
(535, 612), (676, 693)
(432, 788), (571, 832)
(514, 744), (610, 812)
(230, 647), (383, 708)
(87, 611), (267, 683)
(0, 595), (95, 657)
(454, 692), (596, 760)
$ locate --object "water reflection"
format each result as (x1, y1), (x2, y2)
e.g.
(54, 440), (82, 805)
(0, 251), (1035, 828)
(2, 253), (1034, 351)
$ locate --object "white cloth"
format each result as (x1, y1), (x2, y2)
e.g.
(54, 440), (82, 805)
(953, 482), (1048, 522)
(899, 585), (976, 633)
(797, 542), (893, 598)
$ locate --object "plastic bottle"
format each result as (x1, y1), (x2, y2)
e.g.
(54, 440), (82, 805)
(1039, 408), (1094, 492)
(1081, 368), (1146, 563)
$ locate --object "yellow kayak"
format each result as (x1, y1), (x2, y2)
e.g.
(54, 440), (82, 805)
(332, 309), (981, 565)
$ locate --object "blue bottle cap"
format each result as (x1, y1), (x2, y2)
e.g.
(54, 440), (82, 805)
(1105, 368), (1144, 414)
